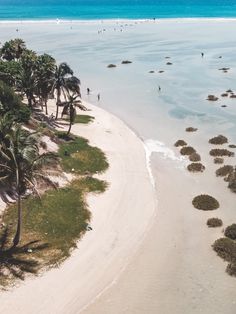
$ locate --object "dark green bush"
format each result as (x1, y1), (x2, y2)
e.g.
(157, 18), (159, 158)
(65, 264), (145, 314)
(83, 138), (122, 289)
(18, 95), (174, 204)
(226, 263), (236, 277)
(214, 157), (224, 164)
(225, 224), (236, 240)
(192, 194), (219, 210)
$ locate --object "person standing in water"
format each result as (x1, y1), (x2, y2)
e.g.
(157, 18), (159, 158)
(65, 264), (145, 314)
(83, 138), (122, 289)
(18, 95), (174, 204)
(87, 88), (90, 95)
(201, 52), (204, 58)
(97, 93), (100, 101)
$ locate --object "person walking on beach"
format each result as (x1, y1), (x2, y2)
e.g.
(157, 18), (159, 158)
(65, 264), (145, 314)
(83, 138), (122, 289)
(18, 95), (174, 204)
(87, 88), (90, 95)
(158, 85), (161, 92)
(97, 93), (100, 101)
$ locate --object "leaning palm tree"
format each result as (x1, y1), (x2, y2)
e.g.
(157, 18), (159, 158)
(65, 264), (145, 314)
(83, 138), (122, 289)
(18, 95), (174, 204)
(61, 94), (86, 135)
(0, 118), (57, 247)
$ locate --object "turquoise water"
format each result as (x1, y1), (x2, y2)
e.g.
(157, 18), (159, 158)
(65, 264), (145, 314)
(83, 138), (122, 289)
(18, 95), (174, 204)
(1, 0), (236, 20)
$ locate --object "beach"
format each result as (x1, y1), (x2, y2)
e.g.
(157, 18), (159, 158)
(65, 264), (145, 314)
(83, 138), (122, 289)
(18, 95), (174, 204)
(0, 18), (236, 313)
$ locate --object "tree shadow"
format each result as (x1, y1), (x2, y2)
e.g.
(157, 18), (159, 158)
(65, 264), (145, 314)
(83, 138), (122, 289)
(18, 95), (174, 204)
(0, 228), (49, 283)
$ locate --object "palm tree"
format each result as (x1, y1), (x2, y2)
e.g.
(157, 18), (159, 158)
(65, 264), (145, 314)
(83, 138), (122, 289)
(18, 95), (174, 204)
(52, 63), (83, 119)
(35, 54), (56, 115)
(61, 94), (86, 135)
(0, 117), (57, 247)
(0, 39), (26, 61)
(16, 50), (38, 107)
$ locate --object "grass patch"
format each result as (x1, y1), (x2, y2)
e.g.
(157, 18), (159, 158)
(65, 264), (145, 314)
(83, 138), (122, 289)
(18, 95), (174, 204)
(0, 176), (107, 286)
(66, 115), (94, 124)
(174, 139), (187, 147)
(180, 146), (196, 156)
(225, 224), (236, 240)
(209, 149), (234, 157)
(192, 194), (219, 210)
(189, 152), (201, 162)
(58, 136), (108, 175)
(209, 135), (228, 145)
(216, 165), (234, 177)
(207, 217), (223, 228)
(187, 162), (205, 172)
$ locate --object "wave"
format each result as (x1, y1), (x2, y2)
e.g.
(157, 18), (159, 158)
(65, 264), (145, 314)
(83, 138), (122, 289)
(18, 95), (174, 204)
(144, 139), (187, 186)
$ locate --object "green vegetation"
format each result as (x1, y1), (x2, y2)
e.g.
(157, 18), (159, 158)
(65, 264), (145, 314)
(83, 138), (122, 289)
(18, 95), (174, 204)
(58, 135), (108, 175)
(192, 194), (219, 210)
(207, 217), (223, 228)
(68, 114), (94, 124)
(180, 146), (196, 155)
(187, 162), (205, 172)
(225, 224), (236, 240)
(209, 149), (234, 157)
(174, 139), (187, 147)
(209, 135), (228, 145)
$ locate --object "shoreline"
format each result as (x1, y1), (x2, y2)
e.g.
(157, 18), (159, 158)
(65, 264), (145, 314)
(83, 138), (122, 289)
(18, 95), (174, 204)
(0, 100), (157, 313)
(1, 17), (236, 24)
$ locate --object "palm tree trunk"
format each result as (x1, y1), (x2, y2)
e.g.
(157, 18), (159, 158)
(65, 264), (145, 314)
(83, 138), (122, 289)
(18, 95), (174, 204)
(55, 89), (61, 119)
(12, 193), (22, 247)
(12, 167), (22, 248)
(45, 99), (48, 115)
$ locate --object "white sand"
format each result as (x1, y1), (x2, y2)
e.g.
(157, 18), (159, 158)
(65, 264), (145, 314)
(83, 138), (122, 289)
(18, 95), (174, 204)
(0, 101), (157, 313)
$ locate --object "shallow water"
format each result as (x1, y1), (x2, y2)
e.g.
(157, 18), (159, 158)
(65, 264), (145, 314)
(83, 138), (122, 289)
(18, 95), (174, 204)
(1, 19), (236, 166)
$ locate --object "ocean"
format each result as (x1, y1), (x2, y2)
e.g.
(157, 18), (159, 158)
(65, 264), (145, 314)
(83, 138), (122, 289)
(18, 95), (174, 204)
(0, 0), (236, 20)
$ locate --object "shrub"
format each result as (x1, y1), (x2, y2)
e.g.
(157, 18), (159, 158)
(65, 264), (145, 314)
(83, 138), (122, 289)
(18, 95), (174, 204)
(216, 165), (234, 177)
(13, 105), (31, 123)
(226, 263), (236, 277)
(209, 149), (234, 157)
(212, 237), (236, 263)
(214, 157), (224, 164)
(40, 141), (47, 150)
(229, 144), (236, 148)
(180, 146), (196, 155)
(187, 163), (205, 172)
(225, 224), (236, 240)
(209, 135), (228, 145)
(192, 194), (219, 210)
(185, 127), (198, 132)
(189, 152), (201, 162)
(207, 218), (223, 228)
(174, 139), (187, 147)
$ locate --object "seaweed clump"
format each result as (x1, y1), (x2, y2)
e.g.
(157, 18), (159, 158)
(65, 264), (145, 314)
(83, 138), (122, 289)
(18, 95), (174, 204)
(209, 149), (234, 157)
(209, 135), (228, 145)
(189, 152), (201, 162)
(207, 95), (218, 101)
(187, 163), (205, 172)
(186, 127), (198, 132)
(212, 237), (236, 276)
(229, 144), (236, 148)
(216, 165), (234, 177)
(192, 194), (219, 211)
(174, 140), (187, 147)
(107, 64), (116, 68)
(214, 157), (224, 164)
(180, 146), (196, 156)
(121, 60), (132, 64)
(207, 218), (223, 228)
(225, 224), (236, 240)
